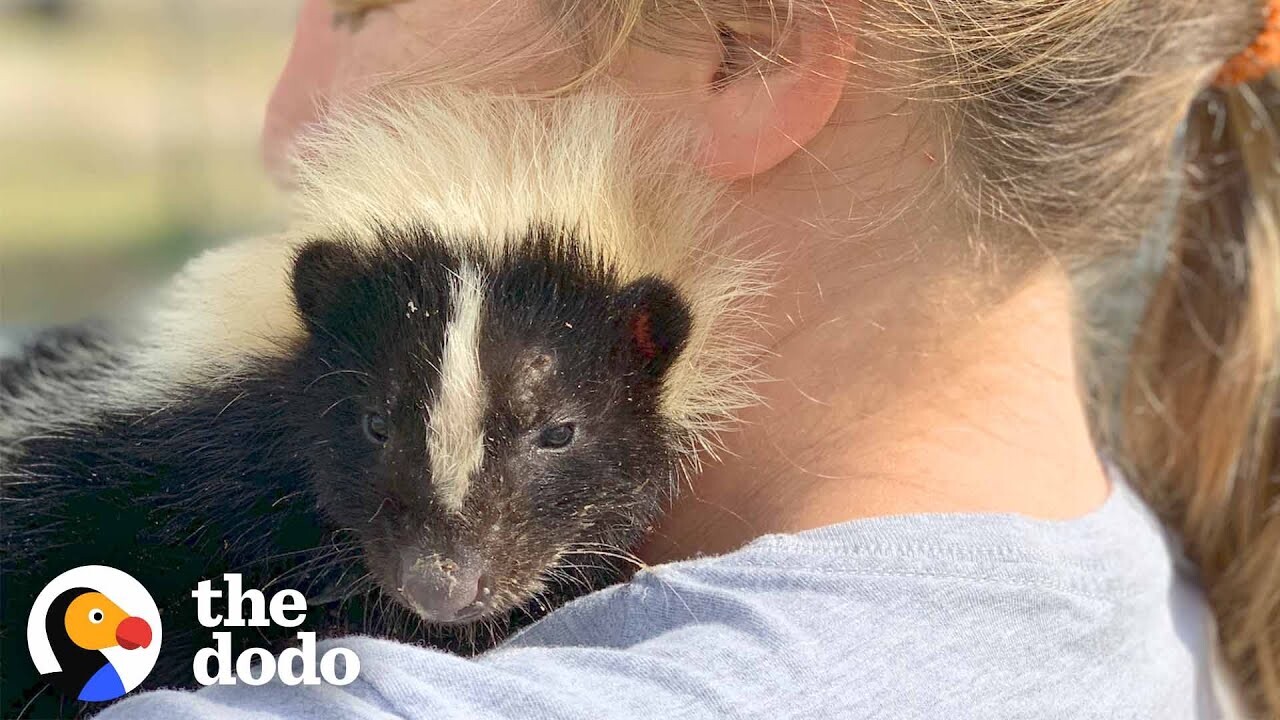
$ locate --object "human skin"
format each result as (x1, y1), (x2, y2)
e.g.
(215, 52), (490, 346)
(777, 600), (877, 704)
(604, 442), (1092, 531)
(263, 0), (1110, 565)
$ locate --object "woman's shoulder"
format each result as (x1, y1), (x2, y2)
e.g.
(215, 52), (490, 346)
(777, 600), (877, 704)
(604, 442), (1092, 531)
(99, 474), (1219, 720)
(508, 472), (1217, 718)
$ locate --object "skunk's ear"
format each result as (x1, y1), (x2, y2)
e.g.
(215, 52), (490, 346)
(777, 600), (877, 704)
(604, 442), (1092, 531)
(612, 277), (692, 379)
(291, 239), (387, 335)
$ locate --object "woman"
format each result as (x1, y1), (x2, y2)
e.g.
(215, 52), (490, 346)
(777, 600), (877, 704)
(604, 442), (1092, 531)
(103, 0), (1279, 717)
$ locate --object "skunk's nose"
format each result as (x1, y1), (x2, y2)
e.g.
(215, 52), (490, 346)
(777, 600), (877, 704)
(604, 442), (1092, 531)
(397, 551), (492, 623)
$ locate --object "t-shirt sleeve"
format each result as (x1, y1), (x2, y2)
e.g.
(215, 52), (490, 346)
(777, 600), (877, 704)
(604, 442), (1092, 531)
(92, 485), (1215, 720)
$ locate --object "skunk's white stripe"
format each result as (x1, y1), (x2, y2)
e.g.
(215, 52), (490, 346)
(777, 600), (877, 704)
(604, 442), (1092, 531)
(427, 262), (488, 512)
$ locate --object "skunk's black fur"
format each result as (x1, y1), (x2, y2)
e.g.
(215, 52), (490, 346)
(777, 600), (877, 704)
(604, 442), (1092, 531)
(1, 226), (691, 718)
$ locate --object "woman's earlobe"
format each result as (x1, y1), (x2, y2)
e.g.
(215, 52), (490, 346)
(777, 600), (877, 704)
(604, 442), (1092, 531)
(696, 23), (853, 180)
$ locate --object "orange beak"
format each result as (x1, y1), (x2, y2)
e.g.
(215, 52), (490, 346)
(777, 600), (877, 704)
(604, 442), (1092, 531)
(115, 616), (152, 650)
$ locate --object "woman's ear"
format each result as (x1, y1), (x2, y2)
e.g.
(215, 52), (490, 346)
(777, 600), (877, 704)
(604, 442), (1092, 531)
(697, 18), (853, 179)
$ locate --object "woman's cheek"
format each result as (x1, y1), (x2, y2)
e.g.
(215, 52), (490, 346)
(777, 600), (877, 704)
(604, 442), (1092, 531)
(264, 0), (586, 182)
(263, 0), (449, 183)
(262, 0), (340, 184)
(328, 0), (580, 95)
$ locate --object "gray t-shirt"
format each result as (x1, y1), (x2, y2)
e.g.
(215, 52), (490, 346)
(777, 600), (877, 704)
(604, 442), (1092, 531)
(96, 475), (1219, 719)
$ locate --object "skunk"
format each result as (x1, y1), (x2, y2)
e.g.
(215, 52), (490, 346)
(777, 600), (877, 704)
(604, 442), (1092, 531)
(0, 92), (765, 717)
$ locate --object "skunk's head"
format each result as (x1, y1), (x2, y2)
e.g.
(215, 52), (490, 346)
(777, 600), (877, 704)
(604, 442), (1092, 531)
(289, 229), (691, 625)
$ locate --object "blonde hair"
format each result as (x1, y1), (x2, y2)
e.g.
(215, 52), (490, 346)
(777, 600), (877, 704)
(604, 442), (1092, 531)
(1124, 86), (1280, 714)
(536, 0), (1280, 714)
(333, 0), (1280, 712)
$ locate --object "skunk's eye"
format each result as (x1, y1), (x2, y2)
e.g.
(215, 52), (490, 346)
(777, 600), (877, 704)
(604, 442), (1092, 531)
(536, 423), (575, 450)
(88, 609), (104, 624)
(362, 412), (389, 445)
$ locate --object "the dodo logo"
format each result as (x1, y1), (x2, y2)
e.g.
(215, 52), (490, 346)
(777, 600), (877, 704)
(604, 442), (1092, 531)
(26, 565), (162, 703)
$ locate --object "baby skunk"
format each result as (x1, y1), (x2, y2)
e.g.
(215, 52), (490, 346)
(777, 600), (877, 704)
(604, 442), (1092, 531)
(1, 92), (764, 717)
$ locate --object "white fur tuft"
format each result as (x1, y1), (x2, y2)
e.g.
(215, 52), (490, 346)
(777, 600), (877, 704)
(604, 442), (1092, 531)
(0, 234), (306, 461)
(3, 90), (768, 482)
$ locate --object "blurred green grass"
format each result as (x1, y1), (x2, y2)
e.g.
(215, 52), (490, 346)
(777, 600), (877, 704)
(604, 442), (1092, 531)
(0, 1), (297, 325)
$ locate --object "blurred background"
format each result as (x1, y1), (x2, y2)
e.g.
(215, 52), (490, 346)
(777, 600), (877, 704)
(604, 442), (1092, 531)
(0, 0), (297, 339)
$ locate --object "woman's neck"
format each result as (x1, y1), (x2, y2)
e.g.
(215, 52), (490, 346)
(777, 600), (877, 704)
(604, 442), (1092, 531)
(639, 201), (1112, 566)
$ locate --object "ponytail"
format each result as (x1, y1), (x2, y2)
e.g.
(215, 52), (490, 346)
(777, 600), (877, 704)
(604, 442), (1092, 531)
(1122, 74), (1280, 715)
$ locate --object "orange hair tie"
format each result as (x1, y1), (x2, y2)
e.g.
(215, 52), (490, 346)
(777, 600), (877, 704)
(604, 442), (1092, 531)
(1215, 0), (1280, 87)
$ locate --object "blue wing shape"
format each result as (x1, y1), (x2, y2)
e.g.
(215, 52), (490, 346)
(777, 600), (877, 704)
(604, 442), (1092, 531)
(78, 662), (128, 702)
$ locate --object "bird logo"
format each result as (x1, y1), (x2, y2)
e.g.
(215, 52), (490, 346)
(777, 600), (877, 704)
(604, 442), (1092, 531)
(26, 566), (162, 703)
